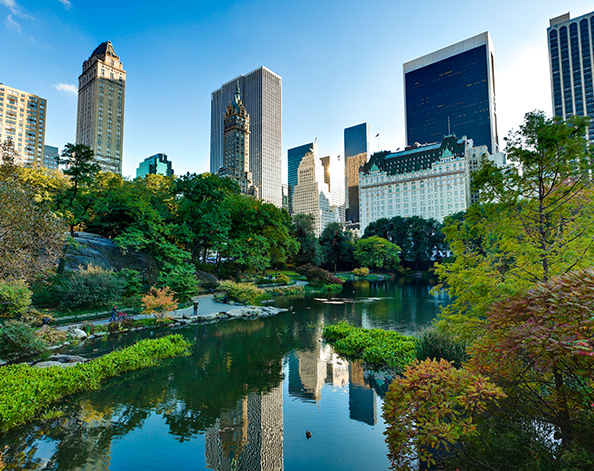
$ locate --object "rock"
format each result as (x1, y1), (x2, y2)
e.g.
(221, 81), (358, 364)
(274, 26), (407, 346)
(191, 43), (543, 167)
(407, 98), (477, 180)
(49, 354), (88, 363)
(93, 331), (107, 337)
(68, 328), (88, 340)
(176, 320), (187, 326)
(35, 361), (78, 368)
(0, 360), (6, 366)
(196, 271), (218, 284)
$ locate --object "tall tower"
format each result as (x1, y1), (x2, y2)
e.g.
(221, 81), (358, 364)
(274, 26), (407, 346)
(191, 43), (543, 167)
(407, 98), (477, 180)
(344, 123), (370, 223)
(404, 32), (498, 154)
(76, 41), (126, 173)
(211, 66), (282, 207)
(218, 84), (256, 195)
(0, 84), (46, 168)
(548, 11), (594, 144)
(287, 142), (317, 214)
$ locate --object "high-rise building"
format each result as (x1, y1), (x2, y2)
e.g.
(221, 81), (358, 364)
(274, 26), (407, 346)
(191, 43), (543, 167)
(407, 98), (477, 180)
(0, 84), (46, 167)
(320, 154), (346, 222)
(76, 41), (126, 174)
(344, 123), (369, 223)
(548, 11), (594, 144)
(211, 66), (282, 207)
(42, 145), (59, 170)
(287, 142), (316, 214)
(293, 150), (338, 237)
(404, 32), (499, 154)
(136, 153), (174, 178)
(218, 84), (256, 196)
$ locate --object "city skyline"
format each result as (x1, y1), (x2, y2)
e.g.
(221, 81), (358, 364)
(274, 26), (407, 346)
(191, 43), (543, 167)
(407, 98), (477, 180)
(1, 0), (593, 179)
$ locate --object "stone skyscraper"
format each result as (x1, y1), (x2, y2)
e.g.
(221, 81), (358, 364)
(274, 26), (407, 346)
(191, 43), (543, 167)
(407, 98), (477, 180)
(404, 32), (499, 154)
(548, 11), (594, 144)
(211, 66), (282, 207)
(218, 84), (256, 195)
(76, 41), (126, 173)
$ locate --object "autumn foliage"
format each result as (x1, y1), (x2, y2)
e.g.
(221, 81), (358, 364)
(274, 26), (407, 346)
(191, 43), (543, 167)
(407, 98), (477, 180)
(141, 286), (178, 320)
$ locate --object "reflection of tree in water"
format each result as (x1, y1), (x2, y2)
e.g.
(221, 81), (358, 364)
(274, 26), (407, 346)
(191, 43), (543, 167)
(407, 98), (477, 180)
(0, 312), (318, 469)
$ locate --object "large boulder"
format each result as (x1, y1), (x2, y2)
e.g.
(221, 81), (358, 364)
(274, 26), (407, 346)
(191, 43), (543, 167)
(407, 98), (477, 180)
(68, 328), (88, 340)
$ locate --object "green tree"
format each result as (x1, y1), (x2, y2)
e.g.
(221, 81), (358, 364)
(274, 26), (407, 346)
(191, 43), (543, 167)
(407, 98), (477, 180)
(0, 280), (32, 319)
(0, 138), (22, 180)
(58, 143), (101, 235)
(319, 222), (356, 272)
(292, 213), (321, 266)
(435, 111), (594, 338)
(354, 235), (401, 270)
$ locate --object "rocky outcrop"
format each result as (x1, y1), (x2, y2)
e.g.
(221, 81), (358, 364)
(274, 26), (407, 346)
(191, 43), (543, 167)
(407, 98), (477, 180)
(63, 232), (153, 274)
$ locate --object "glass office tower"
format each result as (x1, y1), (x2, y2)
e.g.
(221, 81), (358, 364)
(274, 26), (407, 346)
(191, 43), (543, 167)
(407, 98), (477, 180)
(404, 32), (498, 154)
(211, 66), (282, 207)
(548, 11), (594, 144)
(344, 123), (369, 159)
(344, 123), (369, 223)
(288, 142), (316, 214)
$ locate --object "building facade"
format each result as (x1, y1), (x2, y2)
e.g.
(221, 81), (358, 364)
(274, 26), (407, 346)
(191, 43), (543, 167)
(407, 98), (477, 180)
(136, 153), (174, 178)
(218, 85), (256, 195)
(76, 41), (126, 173)
(344, 123), (370, 223)
(320, 153), (346, 222)
(0, 84), (46, 168)
(548, 11), (594, 144)
(287, 142), (316, 214)
(404, 32), (499, 154)
(42, 145), (59, 170)
(211, 66), (282, 207)
(359, 135), (503, 233)
(292, 150), (338, 237)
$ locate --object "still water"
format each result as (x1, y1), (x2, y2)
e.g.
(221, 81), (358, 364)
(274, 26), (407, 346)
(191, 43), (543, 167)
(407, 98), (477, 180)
(0, 278), (447, 470)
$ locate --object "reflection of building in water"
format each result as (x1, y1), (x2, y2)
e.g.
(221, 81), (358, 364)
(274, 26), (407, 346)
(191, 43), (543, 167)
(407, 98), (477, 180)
(348, 362), (377, 426)
(205, 384), (283, 471)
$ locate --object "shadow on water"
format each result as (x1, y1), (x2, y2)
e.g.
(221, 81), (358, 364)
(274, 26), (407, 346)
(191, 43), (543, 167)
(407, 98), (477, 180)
(0, 277), (446, 470)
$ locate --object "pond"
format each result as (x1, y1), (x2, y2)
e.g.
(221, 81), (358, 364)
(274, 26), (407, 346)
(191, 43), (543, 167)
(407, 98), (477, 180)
(0, 277), (448, 470)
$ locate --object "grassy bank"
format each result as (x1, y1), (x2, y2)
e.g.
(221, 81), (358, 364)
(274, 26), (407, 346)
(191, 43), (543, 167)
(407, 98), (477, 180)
(323, 322), (416, 371)
(0, 334), (191, 433)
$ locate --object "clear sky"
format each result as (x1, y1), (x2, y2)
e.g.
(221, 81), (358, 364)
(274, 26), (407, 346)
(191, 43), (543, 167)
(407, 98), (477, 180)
(1, 0), (593, 179)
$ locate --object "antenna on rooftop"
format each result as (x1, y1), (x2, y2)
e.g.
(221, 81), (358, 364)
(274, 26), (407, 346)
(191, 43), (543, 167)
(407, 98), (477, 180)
(448, 117), (451, 136)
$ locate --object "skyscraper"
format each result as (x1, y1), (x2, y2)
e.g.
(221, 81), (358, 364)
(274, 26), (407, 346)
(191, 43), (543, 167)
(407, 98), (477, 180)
(404, 32), (499, 154)
(211, 66), (282, 207)
(218, 84), (256, 196)
(344, 123), (370, 223)
(0, 84), (46, 168)
(136, 153), (174, 178)
(287, 142), (316, 214)
(548, 11), (594, 144)
(76, 41), (126, 174)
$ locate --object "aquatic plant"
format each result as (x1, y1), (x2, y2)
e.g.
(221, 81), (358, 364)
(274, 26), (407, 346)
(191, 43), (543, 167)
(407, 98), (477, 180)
(0, 334), (191, 433)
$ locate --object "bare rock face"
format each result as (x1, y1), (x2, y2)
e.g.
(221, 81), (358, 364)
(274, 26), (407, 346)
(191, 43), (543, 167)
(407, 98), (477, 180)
(63, 232), (154, 275)
(196, 271), (218, 284)
(68, 328), (88, 340)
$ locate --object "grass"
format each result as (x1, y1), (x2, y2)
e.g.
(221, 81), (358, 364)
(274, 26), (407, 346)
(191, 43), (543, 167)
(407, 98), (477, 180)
(323, 321), (416, 371)
(0, 334), (191, 433)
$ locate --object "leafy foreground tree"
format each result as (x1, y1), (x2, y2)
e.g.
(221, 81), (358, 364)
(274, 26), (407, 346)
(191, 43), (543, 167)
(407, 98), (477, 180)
(0, 179), (66, 285)
(436, 111), (594, 339)
(354, 235), (401, 270)
(292, 213), (322, 266)
(384, 268), (594, 470)
(319, 222), (356, 272)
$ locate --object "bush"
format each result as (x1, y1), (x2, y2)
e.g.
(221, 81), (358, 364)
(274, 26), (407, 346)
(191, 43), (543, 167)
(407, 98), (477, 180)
(159, 264), (198, 301)
(0, 321), (47, 360)
(415, 326), (468, 367)
(276, 273), (291, 285)
(352, 267), (370, 277)
(218, 280), (266, 304)
(38, 328), (67, 346)
(117, 269), (144, 298)
(19, 309), (53, 327)
(323, 322), (416, 371)
(270, 286), (305, 296)
(296, 264), (343, 286)
(58, 264), (125, 310)
(141, 286), (178, 319)
(0, 335), (191, 432)
(0, 280), (32, 318)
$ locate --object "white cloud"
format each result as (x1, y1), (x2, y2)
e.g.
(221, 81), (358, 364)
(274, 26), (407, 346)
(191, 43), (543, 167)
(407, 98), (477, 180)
(5, 13), (20, 32)
(57, 0), (72, 10)
(54, 82), (77, 95)
(0, 0), (18, 14)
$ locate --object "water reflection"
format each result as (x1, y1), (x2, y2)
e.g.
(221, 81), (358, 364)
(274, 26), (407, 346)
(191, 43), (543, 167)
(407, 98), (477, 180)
(0, 277), (444, 470)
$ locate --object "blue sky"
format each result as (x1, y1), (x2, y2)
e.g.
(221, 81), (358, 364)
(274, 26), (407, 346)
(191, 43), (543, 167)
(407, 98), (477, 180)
(1, 0), (593, 179)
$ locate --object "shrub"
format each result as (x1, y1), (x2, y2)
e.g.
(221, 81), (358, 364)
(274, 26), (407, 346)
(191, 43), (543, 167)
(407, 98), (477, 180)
(270, 286), (305, 296)
(141, 286), (178, 319)
(19, 309), (53, 327)
(58, 264), (125, 310)
(323, 322), (416, 371)
(38, 328), (67, 346)
(276, 273), (291, 285)
(0, 321), (47, 360)
(352, 267), (370, 277)
(0, 280), (32, 318)
(218, 280), (266, 304)
(117, 268), (144, 298)
(415, 326), (468, 368)
(159, 264), (198, 301)
(296, 264), (343, 286)
(0, 335), (191, 432)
